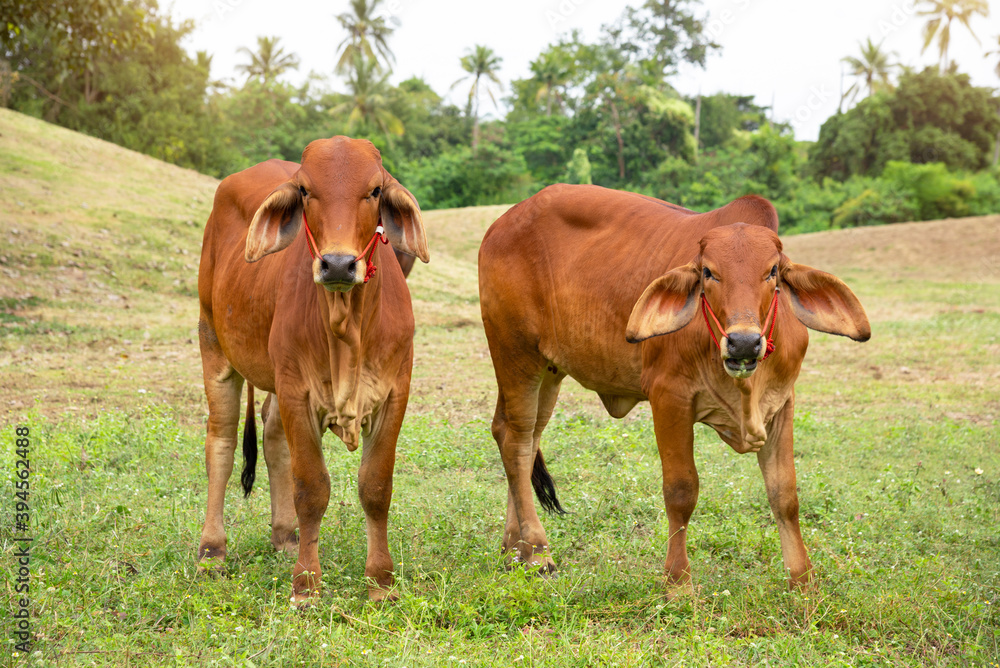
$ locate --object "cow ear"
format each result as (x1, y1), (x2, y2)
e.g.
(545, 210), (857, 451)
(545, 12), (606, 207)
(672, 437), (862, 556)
(245, 181), (303, 263)
(380, 170), (429, 263)
(626, 262), (702, 343)
(781, 259), (871, 341)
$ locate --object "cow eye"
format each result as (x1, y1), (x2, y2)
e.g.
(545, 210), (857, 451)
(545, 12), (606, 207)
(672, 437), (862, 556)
(299, 185), (307, 198)
(370, 186), (381, 198)
(703, 267), (714, 281)
(769, 265), (778, 280)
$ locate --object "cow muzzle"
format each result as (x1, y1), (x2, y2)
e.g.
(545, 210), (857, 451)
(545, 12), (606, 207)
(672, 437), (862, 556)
(316, 252), (361, 291)
(720, 330), (766, 379)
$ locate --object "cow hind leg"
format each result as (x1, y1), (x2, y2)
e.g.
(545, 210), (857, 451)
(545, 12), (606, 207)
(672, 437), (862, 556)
(530, 370), (566, 516)
(261, 393), (298, 555)
(197, 328), (245, 570)
(492, 366), (559, 573)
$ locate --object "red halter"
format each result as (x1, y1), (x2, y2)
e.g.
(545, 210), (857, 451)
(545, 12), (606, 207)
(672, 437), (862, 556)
(701, 287), (780, 362)
(301, 212), (389, 284)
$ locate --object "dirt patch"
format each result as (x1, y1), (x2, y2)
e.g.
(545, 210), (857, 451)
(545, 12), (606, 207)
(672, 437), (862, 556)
(783, 215), (1000, 282)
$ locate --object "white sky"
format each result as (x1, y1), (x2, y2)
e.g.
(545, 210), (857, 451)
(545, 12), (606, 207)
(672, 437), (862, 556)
(166, 0), (1000, 141)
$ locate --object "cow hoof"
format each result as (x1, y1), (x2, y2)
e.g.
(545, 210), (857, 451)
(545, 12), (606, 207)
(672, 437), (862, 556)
(367, 587), (399, 603)
(522, 555), (557, 577)
(290, 591), (320, 609)
(664, 580), (694, 600)
(271, 532), (299, 557)
(196, 553), (227, 575)
(788, 570), (817, 592)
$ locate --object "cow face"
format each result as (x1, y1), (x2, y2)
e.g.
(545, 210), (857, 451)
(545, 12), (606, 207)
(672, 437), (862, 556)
(626, 223), (870, 378)
(698, 224), (783, 378)
(245, 137), (429, 290)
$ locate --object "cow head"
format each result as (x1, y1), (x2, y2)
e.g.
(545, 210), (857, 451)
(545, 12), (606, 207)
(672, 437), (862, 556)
(626, 223), (871, 379)
(244, 137), (429, 291)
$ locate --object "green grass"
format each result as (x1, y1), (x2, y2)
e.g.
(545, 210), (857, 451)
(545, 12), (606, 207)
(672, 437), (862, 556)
(2, 109), (999, 666)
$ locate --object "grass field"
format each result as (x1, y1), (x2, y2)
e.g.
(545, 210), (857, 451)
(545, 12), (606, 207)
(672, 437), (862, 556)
(2, 108), (999, 666)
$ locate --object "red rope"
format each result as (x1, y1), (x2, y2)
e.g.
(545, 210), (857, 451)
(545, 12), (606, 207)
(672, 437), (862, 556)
(700, 293), (725, 350)
(760, 288), (780, 361)
(357, 220), (389, 283)
(301, 213), (388, 283)
(701, 288), (780, 361)
(302, 211), (320, 259)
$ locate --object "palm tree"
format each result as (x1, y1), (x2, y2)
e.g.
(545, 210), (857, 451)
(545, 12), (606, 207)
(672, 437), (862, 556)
(335, 0), (395, 74)
(918, 0), (990, 73)
(988, 34), (1000, 78)
(331, 55), (404, 143)
(531, 51), (573, 116)
(451, 45), (503, 150)
(236, 36), (300, 85)
(988, 35), (1000, 165)
(841, 38), (896, 109)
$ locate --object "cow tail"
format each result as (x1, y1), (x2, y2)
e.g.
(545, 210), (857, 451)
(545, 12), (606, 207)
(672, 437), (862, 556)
(240, 383), (258, 498)
(531, 448), (567, 515)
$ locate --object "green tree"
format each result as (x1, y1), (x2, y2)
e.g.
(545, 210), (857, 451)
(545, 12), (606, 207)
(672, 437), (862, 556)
(331, 55), (403, 143)
(810, 67), (1000, 180)
(918, 0), (990, 73)
(406, 142), (531, 209)
(530, 50), (574, 116)
(451, 45), (503, 151)
(563, 148), (593, 184)
(3, 0), (147, 121)
(390, 77), (467, 161)
(5, 0), (237, 175)
(694, 93), (770, 149)
(616, 0), (720, 77)
(334, 0), (395, 74)
(236, 36), (300, 85)
(987, 34), (1000, 164)
(841, 38), (896, 109)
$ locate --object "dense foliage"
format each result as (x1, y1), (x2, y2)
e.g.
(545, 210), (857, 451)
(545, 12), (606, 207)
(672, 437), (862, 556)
(3, 0), (999, 230)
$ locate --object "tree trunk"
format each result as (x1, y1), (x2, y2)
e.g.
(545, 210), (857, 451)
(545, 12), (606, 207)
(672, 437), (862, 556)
(43, 83), (65, 123)
(693, 93), (701, 162)
(610, 99), (625, 180)
(471, 77), (480, 153)
(993, 128), (999, 167)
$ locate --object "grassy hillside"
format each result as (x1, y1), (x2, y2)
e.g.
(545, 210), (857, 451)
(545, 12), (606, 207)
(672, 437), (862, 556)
(1, 110), (998, 665)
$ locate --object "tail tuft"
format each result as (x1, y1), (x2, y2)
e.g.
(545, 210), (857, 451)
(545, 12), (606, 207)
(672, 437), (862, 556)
(531, 449), (567, 515)
(240, 384), (258, 498)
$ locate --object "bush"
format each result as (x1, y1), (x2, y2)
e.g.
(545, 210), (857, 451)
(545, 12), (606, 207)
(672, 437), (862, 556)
(831, 180), (919, 228)
(404, 142), (534, 209)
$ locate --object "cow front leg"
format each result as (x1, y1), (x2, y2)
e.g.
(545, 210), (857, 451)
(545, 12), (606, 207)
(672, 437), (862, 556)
(651, 398), (698, 595)
(197, 331), (244, 571)
(261, 393), (298, 555)
(357, 383), (407, 602)
(278, 396), (330, 605)
(757, 395), (813, 588)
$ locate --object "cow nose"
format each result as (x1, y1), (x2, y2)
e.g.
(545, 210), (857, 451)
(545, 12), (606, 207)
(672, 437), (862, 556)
(318, 253), (357, 284)
(725, 331), (761, 360)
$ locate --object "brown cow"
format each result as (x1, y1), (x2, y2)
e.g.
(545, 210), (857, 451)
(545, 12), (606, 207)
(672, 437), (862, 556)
(479, 185), (869, 592)
(196, 136), (428, 603)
